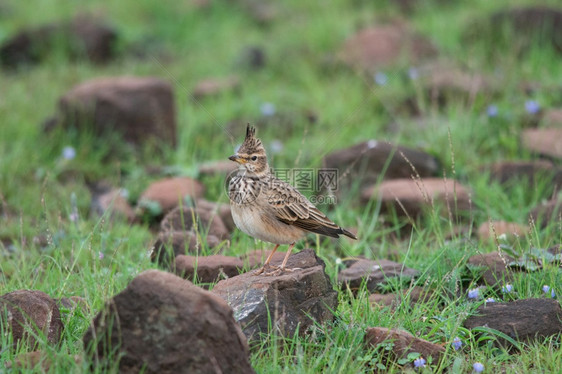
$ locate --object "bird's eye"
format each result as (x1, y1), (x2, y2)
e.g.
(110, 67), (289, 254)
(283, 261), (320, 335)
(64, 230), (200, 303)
(251, 156), (258, 161)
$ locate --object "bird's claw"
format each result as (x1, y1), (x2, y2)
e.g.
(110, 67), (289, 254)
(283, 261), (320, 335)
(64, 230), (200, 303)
(261, 267), (302, 276)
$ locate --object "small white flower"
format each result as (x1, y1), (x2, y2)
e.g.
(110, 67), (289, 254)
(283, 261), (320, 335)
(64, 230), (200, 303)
(62, 146), (76, 160)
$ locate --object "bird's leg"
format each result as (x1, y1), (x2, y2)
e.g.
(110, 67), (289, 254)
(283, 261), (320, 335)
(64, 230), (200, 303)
(279, 242), (295, 271)
(255, 244), (280, 275)
(263, 243), (300, 276)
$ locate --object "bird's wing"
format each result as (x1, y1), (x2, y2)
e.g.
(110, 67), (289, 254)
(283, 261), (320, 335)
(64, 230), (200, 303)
(266, 177), (347, 238)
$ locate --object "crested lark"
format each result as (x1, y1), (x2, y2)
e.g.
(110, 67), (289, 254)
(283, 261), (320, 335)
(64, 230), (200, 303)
(228, 125), (357, 275)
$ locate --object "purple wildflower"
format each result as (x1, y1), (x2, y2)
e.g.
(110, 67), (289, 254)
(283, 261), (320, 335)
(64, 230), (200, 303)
(452, 337), (462, 351)
(413, 357), (426, 368)
(473, 362), (484, 373)
(468, 288), (479, 299)
(525, 100), (540, 114)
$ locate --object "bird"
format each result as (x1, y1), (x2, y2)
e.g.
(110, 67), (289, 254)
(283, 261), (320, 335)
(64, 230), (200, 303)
(228, 124), (357, 276)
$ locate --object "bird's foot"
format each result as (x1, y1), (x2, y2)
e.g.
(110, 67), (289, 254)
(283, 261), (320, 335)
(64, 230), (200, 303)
(255, 264), (279, 275)
(262, 267), (302, 276)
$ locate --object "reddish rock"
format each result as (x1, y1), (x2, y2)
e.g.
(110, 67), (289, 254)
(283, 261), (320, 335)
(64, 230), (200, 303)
(365, 327), (445, 366)
(529, 198), (562, 227)
(195, 199), (235, 233)
(361, 178), (471, 217)
(212, 249), (337, 341)
(240, 248), (288, 268)
(464, 299), (562, 347)
(486, 160), (562, 188)
(0, 290), (63, 349)
(339, 22), (437, 72)
(174, 254), (244, 284)
(369, 287), (434, 309)
(466, 7), (562, 56)
(150, 231), (222, 266)
(338, 259), (419, 294)
(55, 76), (176, 148)
(139, 177), (205, 214)
(467, 252), (515, 287)
(83, 270), (254, 374)
(323, 140), (440, 191)
(160, 205), (230, 240)
(192, 76), (240, 100)
(90, 186), (135, 222)
(477, 221), (529, 242)
(0, 15), (117, 67)
(522, 128), (562, 159)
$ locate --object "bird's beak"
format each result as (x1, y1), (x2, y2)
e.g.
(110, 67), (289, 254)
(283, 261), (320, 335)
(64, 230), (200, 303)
(229, 155), (247, 164)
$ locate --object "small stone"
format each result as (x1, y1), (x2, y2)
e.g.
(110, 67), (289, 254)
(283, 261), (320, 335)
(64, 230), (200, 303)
(194, 199), (236, 233)
(463, 298), (562, 347)
(365, 327), (445, 366)
(486, 160), (562, 188)
(467, 251), (515, 287)
(160, 205), (230, 240)
(212, 249), (338, 341)
(54, 76), (177, 149)
(192, 76), (240, 100)
(338, 258), (419, 294)
(83, 270), (254, 373)
(0, 290), (63, 349)
(477, 221), (529, 242)
(0, 15), (117, 67)
(338, 21), (437, 72)
(323, 140), (440, 192)
(369, 287), (433, 309)
(522, 128), (562, 159)
(150, 231), (222, 266)
(361, 178), (471, 217)
(529, 198), (562, 228)
(174, 254), (244, 284)
(138, 177), (205, 214)
(90, 186), (135, 222)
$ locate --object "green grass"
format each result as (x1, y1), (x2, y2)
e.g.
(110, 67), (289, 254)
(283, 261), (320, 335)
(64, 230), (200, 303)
(1, 0), (562, 372)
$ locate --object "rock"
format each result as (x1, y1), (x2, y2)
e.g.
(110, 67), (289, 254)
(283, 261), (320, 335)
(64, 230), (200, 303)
(240, 248), (287, 268)
(361, 178), (471, 217)
(54, 76), (176, 148)
(174, 254), (244, 284)
(365, 327), (445, 366)
(192, 76), (240, 100)
(465, 7), (562, 56)
(323, 140), (440, 191)
(83, 270), (254, 374)
(0, 15), (117, 68)
(160, 206), (230, 240)
(90, 185), (135, 222)
(212, 249), (338, 341)
(369, 287), (434, 310)
(477, 221), (529, 242)
(150, 231), (222, 266)
(194, 199), (235, 233)
(522, 128), (562, 159)
(0, 290), (63, 349)
(529, 198), (562, 227)
(467, 252), (515, 287)
(138, 177), (205, 215)
(486, 160), (562, 189)
(464, 299), (562, 347)
(338, 21), (437, 72)
(337, 259), (419, 294)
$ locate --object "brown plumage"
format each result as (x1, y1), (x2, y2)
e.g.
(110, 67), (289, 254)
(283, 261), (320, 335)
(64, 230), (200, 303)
(228, 124), (357, 275)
